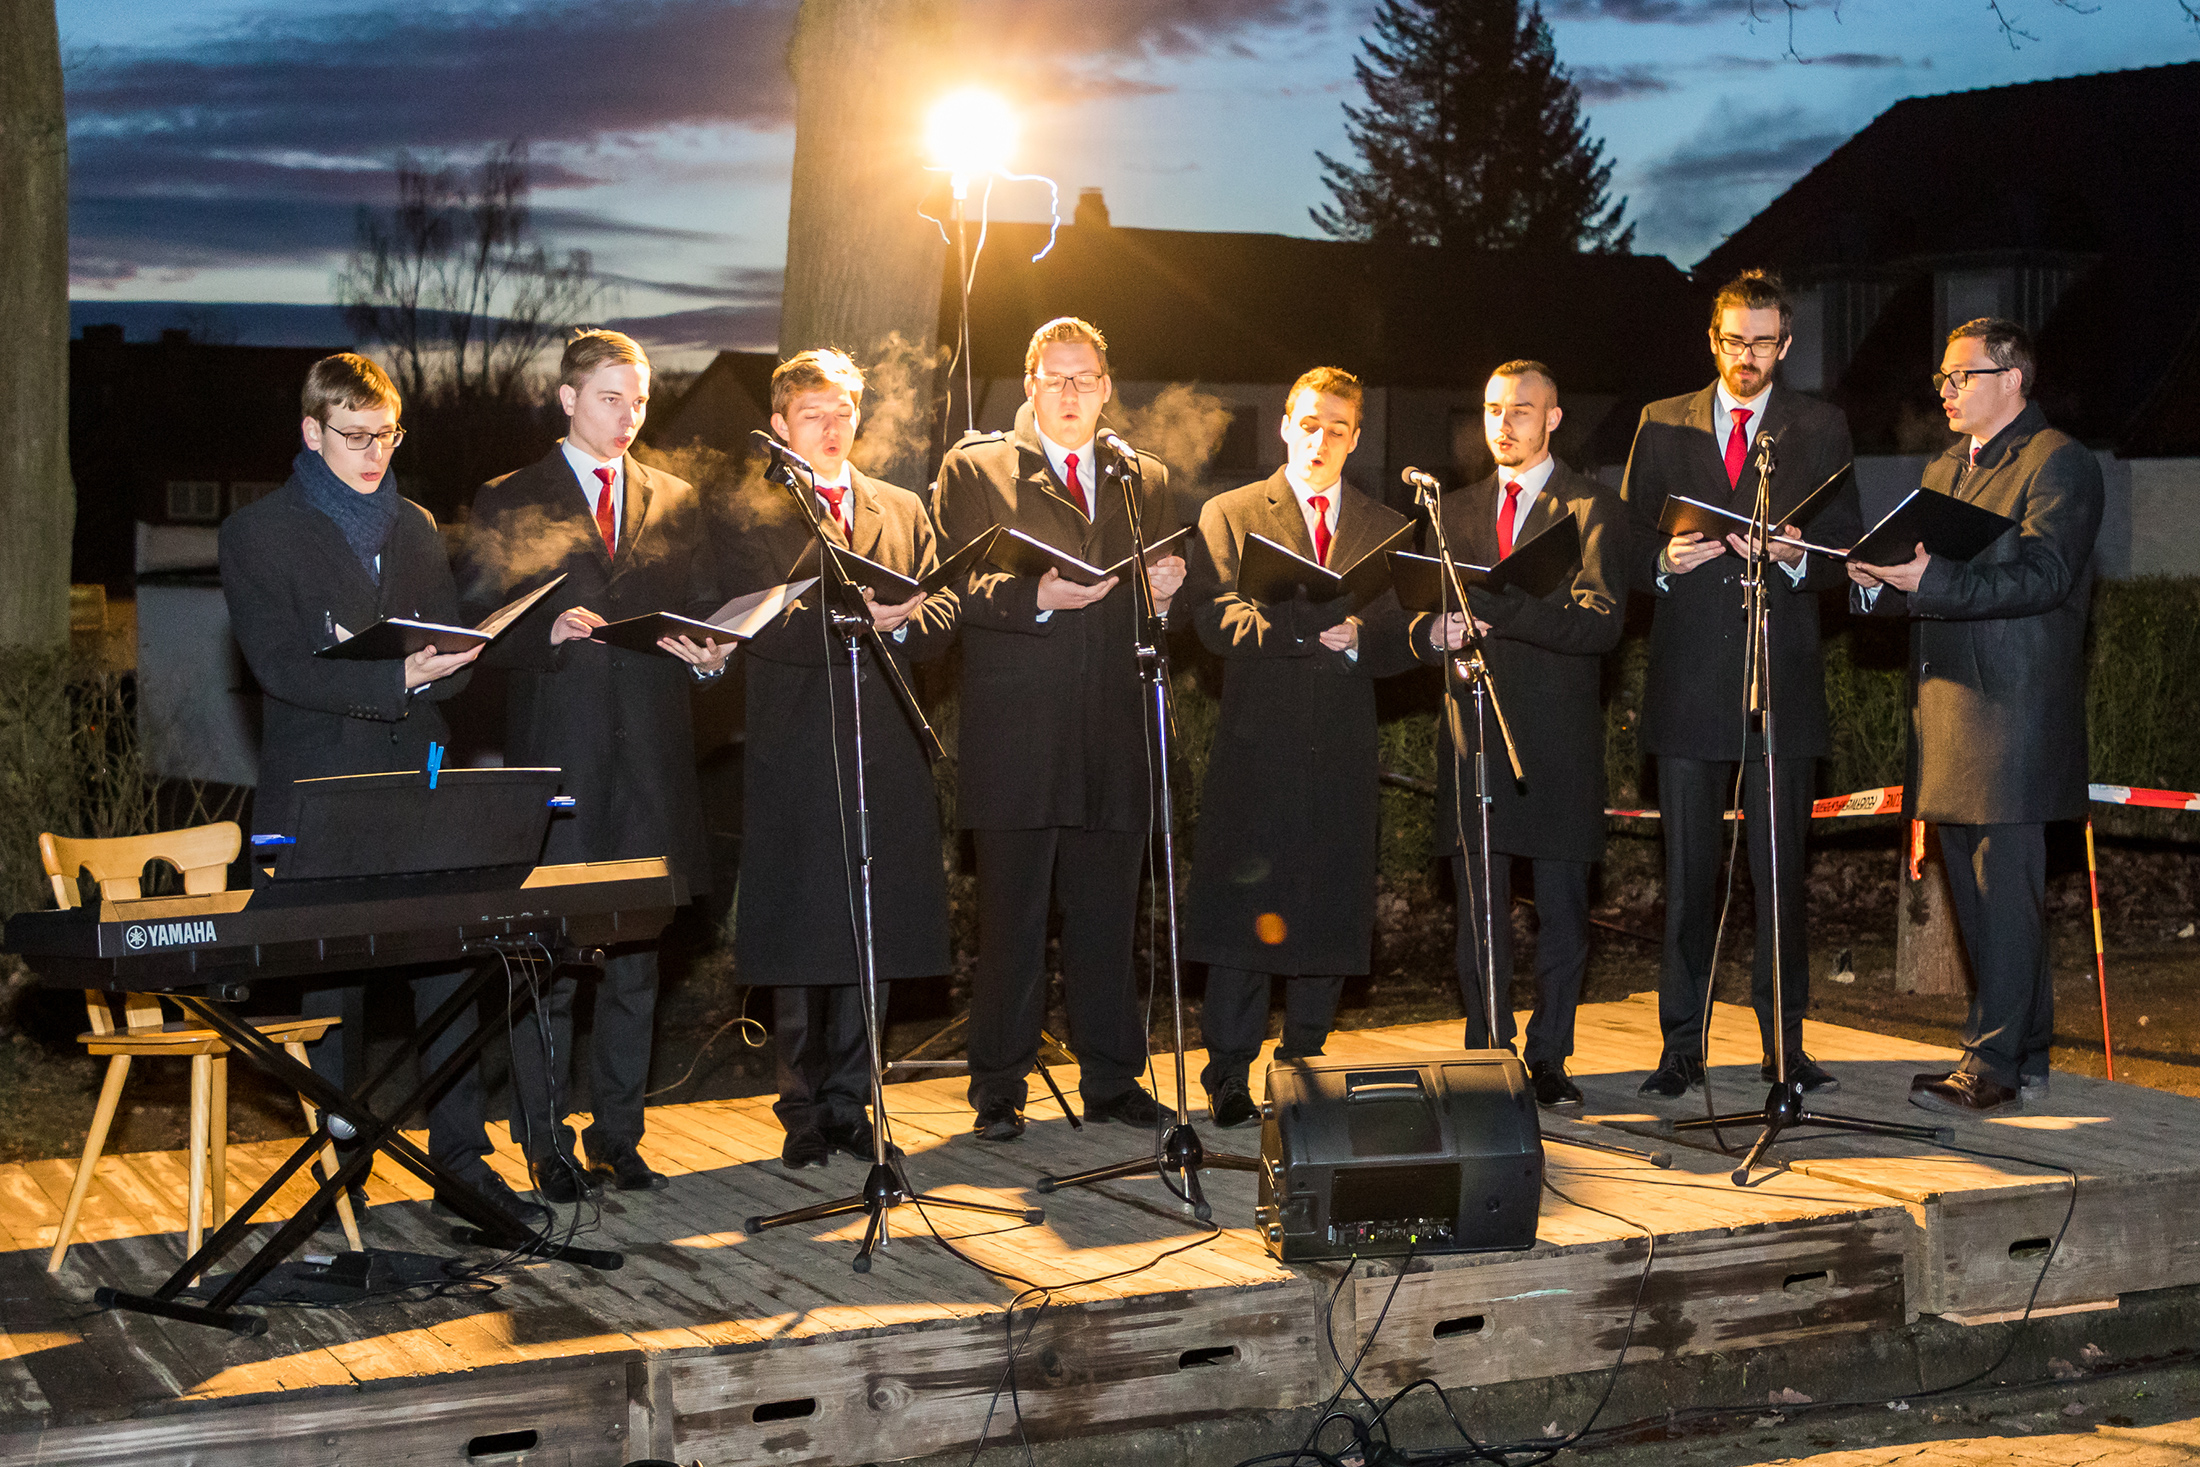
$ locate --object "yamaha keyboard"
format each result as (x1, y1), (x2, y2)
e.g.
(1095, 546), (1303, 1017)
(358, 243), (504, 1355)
(4, 858), (680, 995)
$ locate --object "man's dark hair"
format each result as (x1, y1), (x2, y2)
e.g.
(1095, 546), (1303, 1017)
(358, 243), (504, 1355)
(1709, 269), (1791, 338)
(1948, 317), (2036, 398)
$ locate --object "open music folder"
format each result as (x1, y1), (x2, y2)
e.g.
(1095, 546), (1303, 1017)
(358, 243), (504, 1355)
(1386, 513), (1582, 612)
(589, 577), (820, 658)
(790, 525), (1002, 606)
(985, 525), (1194, 587)
(1810, 486), (2019, 565)
(1654, 461), (1855, 545)
(1233, 523), (1416, 608)
(315, 572), (569, 662)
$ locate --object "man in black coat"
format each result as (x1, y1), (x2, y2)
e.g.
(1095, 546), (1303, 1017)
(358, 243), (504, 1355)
(458, 330), (729, 1199)
(1851, 318), (2102, 1116)
(1412, 362), (1626, 1108)
(220, 353), (542, 1224)
(1183, 367), (1414, 1128)
(1621, 270), (1862, 1100)
(932, 317), (1187, 1141)
(716, 350), (958, 1169)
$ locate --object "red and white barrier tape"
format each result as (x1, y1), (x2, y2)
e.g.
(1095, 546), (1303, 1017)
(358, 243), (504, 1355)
(1606, 781), (2199, 820)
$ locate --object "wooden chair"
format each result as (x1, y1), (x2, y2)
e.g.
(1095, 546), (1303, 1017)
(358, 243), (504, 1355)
(38, 822), (363, 1271)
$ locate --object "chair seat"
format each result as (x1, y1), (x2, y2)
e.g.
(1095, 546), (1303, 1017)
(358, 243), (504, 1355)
(78, 1015), (342, 1053)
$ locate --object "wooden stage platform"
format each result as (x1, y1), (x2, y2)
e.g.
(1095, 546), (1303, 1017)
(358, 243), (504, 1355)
(1, 994), (2196, 1466)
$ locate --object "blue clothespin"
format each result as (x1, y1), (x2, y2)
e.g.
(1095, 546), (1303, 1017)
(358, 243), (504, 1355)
(250, 833), (297, 847)
(426, 741), (445, 790)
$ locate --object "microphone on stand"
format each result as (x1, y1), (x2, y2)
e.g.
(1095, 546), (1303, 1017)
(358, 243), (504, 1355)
(748, 429), (819, 484)
(1401, 466), (1442, 507)
(1097, 429), (1140, 477)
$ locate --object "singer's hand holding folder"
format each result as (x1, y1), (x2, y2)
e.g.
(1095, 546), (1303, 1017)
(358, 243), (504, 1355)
(985, 525), (1193, 587)
(791, 525), (1001, 606)
(589, 577), (820, 657)
(316, 572), (569, 660)
(1386, 514), (1582, 612)
(1232, 524), (1415, 609)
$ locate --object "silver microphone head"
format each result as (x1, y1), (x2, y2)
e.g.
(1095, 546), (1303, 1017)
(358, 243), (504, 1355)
(1099, 430), (1135, 459)
(1401, 466), (1442, 492)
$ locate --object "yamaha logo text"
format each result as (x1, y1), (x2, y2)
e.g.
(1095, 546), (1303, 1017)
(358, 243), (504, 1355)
(123, 920), (218, 951)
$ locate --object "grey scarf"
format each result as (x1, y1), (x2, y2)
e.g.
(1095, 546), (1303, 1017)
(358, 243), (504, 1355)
(292, 446), (402, 580)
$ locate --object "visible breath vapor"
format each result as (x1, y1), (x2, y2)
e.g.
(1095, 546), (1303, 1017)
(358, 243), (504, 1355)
(850, 329), (950, 485)
(1114, 383), (1235, 492)
(455, 504), (602, 596)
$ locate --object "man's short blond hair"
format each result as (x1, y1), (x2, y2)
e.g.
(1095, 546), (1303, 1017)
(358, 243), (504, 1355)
(1286, 366), (1364, 423)
(560, 328), (649, 389)
(302, 352), (401, 424)
(771, 348), (866, 418)
(1023, 316), (1110, 377)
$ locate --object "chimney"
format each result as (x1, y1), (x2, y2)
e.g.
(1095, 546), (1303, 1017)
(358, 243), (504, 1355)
(1075, 188), (1111, 229)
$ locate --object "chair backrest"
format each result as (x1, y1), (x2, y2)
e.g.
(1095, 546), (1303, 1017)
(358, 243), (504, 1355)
(38, 822), (241, 1037)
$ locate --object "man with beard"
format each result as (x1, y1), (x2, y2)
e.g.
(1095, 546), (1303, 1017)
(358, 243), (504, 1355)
(1413, 361), (1627, 1106)
(1620, 271), (1862, 1100)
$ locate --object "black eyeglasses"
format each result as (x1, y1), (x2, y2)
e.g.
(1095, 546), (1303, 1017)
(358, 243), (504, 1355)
(324, 424), (406, 451)
(1932, 367), (2012, 393)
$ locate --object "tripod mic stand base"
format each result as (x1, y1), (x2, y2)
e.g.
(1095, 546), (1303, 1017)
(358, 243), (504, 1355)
(1675, 1080), (1956, 1186)
(1036, 1123), (1259, 1223)
(745, 1160), (1045, 1273)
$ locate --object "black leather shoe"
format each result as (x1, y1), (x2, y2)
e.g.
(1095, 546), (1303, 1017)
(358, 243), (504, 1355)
(1909, 1069), (2020, 1116)
(1085, 1085), (1163, 1126)
(780, 1126), (832, 1168)
(972, 1100), (1026, 1142)
(432, 1171), (549, 1228)
(588, 1145), (670, 1192)
(1764, 1054), (1839, 1094)
(532, 1155), (601, 1204)
(1638, 1054), (1704, 1098)
(1531, 1062), (1584, 1108)
(821, 1118), (904, 1163)
(1210, 1081), (1259, 1129)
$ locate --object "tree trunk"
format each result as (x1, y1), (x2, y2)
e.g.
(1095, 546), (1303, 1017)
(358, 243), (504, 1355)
(1895, 822), (1971, 996)
(779, 0), (952, 490)
(0, 0), (74, 650)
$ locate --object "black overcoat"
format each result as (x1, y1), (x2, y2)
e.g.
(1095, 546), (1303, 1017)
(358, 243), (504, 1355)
(1181, 472), (1415, 975)
(1861, 403), (2102, 825)
(1408, 462), (1627, 865)
(457, 446), (719, 894)
(715, 466), (957, 985)
(1620, 385), (1859, 761)
(218, 474), (470, 837)
(932, 405), (1179, 833)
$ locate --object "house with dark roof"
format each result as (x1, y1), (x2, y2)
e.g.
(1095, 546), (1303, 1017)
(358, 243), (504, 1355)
(649, 190), (1709, 505)
(1695, 61), (2200, 577)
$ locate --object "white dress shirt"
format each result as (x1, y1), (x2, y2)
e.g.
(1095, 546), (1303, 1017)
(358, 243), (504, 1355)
(1283, 466), (1356, 660)
(1038, 429), (1097, 518)
(813, 460), (856, 537)
(1490, 453), (1558, 555)
(561, 439), (624, 545)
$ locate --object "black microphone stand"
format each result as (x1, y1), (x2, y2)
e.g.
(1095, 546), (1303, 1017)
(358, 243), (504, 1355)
(741, 438), (1041, 1267)
(1671, 433), (1946, 1184)
(1037, 435), (1258, 1221)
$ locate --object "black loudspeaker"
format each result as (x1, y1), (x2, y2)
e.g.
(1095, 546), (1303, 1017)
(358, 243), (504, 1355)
(1255, 1051), (1543, 1261)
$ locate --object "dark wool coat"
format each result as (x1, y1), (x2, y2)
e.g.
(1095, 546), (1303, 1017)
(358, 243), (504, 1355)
(715, 466), (957, 985)
(1862, 402), (2102, 825)
(1181, 471), (1416, 976)
(219, 474), (470, 838)
(457, 446), (719, 895)
(1620, 384), (1860, 761)
(931, 404), (1180, 833)
(1408, 461), (1628, 865)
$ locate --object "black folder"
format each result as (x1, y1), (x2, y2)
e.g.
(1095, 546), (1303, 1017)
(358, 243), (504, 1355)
(795, 525), (1001, 604)
(314, 573), (568, 661)
(985, 525), (1193, 587)
(1386, 514), (1583, 612)
(1233, 523), (1416, 607)
(1655, 462), (1854, 545)
(1837, 487), (2019, 565)
(589, 577), (819, 658)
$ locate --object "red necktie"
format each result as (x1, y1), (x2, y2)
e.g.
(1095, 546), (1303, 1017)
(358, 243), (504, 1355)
(1063, 452), (1088, 518)
(1724, 407), (1752, 489)
(1308, 495), (1333, 566)
(592, 466), (618, 554)
(1496, 478), (1522, 560)
(817, 481), (848, 536)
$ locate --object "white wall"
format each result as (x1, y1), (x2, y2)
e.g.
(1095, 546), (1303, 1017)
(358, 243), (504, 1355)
(135, 523), (259, 788)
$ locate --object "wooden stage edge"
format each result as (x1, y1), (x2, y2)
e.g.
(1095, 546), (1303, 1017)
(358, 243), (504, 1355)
(3, 994), (2197, 1467)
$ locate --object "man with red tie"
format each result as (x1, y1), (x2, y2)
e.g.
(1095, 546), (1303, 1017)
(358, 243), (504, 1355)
(1620, 271), (1862, 1100)
(459, 329), (728, 1202)
(1181, 367), (1414, 1126)
(932, 317), (1186, 1141)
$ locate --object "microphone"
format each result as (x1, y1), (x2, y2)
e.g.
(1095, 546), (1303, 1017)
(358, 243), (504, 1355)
(1401, 467), (1442, 493)
(748, 429), (819, 481)
(1098, 430), (1139, 476)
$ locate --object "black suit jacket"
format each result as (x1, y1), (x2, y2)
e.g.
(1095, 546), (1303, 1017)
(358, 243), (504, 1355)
(1620, 384), (1859, 761)
(1860, 402), (2102, 825)
(1181, 471), (1415, 975)
(457, 445), (719, 893)
(1408, 461), (1627, 864)
(219, 474), (469, 838)
(932, 404), (1180, 833)
(715, 465), (957, 983)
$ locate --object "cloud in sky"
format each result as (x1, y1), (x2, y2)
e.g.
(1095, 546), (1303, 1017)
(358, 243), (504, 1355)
(1629, 101), (1849, 262)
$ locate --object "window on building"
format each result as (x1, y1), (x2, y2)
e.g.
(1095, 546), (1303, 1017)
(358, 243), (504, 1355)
(229, 481), (280, 512)
(165, 481), (223, 522)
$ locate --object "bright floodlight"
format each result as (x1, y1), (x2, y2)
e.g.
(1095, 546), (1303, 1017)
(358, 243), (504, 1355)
(926, 88), (1017, 187)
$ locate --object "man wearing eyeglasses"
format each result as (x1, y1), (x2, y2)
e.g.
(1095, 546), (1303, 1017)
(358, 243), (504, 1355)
(933, 316), (1186, 1141)
(220, 353), (543, 1226)
(1620, 270), (1863, 1101)
(1850, 318), (2101, 1116)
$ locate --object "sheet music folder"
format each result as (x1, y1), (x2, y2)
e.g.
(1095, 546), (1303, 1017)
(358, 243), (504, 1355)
(1840, 487), (2018, 565)
(314, 573), (569, 661)
(258, 766), (565, 901)
(1386, 513), (1582, 613)
(1234, 523), (1416, 608)
(791, 525), (1001, 605)
(985, 525), (1193, 587)
(590, 578), (819, 658)
(1655, 462), (1853, 545)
